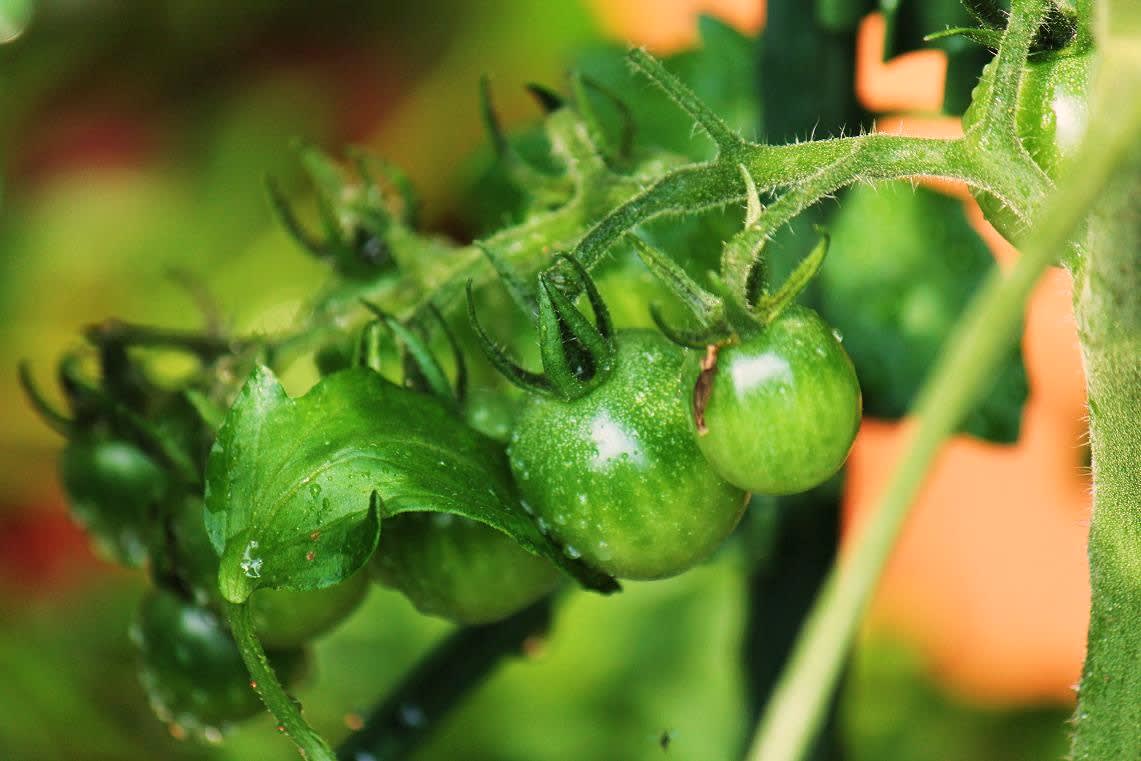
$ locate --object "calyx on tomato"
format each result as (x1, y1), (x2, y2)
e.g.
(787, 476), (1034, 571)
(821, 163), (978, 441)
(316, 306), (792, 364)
(470, 251), (747, 579)
(627, 167), (862, 496)
(964, 41), (1092, 241)
(469, 252), (616, 401)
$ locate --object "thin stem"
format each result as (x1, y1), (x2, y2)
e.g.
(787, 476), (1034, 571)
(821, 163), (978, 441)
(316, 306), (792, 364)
(337, 597), (553, 761)
(84, 319), (251, 360)
(744, 51), (1136, 761)
(627, 47), (744, 154)
(227, 601), (336, 761)
(968, 0), (1048, 146)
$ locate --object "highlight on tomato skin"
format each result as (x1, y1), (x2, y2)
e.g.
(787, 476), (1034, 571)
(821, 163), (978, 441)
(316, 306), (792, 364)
(507, 329), (748, 581)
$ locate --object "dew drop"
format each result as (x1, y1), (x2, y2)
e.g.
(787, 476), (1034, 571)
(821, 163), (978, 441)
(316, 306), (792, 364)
(595, 540), (612, 560)
(563, 544), (582, 559)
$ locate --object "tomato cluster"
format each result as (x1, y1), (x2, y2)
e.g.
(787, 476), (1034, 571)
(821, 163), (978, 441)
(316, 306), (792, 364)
(470, 241), (862, 582)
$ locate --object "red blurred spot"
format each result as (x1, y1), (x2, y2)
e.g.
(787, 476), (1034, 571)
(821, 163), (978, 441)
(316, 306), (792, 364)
(0, 504), (110, 597)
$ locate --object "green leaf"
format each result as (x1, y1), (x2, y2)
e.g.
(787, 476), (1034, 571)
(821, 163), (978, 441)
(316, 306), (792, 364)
(817, 182), (1029, 443)
(205, 365), (615, 603)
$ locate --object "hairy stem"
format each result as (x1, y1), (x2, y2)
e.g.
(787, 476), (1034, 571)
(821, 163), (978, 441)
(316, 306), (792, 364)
(226, 602), (336, 761)
(1070, 6), (1141, 755)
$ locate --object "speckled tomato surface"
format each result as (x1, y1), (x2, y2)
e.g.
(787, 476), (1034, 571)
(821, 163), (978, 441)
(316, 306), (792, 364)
(508, 330), (747, 580)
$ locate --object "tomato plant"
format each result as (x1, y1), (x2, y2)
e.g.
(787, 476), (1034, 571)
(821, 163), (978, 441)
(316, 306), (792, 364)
(18, 2), (1140, 760)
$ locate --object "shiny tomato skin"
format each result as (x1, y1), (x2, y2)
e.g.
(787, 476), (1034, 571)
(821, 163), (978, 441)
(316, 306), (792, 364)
(508, 329), (748, 580)
(693, 305), (861, 496)
(369, 512), (559, 624)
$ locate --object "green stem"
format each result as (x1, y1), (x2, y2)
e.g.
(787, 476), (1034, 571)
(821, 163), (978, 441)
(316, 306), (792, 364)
(1069, 7), (1141, 755)
(226, 602), (336, 761)
(743, 45), (1131, 761)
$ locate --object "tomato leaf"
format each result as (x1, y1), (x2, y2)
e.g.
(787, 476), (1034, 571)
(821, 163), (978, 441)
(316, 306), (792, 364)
(818, 181), (1029, 443)
(205, 366), (616, 603)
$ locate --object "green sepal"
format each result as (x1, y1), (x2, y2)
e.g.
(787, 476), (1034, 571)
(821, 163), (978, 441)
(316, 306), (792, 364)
(478, 76), (570, 203)
(360, 300), (460, 408)
(478, 242), (540, 318)
(568, 71), (635, 161)
(755, 230), (830, 325)
(525, 82), (565, 113)
(536, 264), (614, 399)
(924, 26), (1004, 50)
(18, 361), (73, 436)
(724, 164), (770, 306)
(649, 303), (727, 349)
(466, 281), (554, 396)
(627, 234), (725, 329)
(352, 319), (386, 374)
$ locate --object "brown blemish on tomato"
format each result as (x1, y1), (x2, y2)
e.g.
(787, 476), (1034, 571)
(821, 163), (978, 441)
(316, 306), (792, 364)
(693, 344), (720, 435)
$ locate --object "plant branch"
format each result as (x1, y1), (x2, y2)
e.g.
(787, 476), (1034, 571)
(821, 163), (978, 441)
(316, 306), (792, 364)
(227, 601), (336, 761)
(336, 596), (554, 761)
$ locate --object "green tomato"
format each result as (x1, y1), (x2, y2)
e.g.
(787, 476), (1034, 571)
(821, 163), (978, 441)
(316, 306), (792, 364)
(170, 498), (369, 646)
(132, 589), (307, 740)
(508, 329), (748, 580)
(370, 512), (559, 624)
(965, 44), (1092, 240)
(249, 571), (370, 648)
(692, 306), (861, 496)
(60, 438), (167, 567)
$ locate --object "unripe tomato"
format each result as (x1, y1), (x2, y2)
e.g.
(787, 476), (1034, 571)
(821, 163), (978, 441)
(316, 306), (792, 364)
(965, 45), (1092, 240)
(692, 306), (861, 496)
(508, 329), (748, 580)
(370, 512), (559, 624)
(60, 438), (167, 567)
(132, 589), (307, 740)
(249, 572), (370, 649)
(171, 498), (369, 646)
